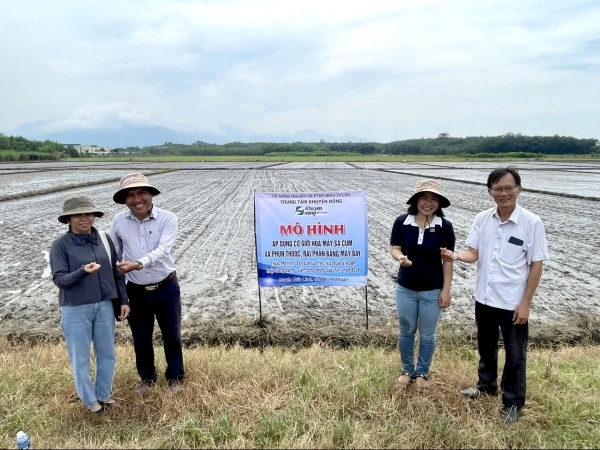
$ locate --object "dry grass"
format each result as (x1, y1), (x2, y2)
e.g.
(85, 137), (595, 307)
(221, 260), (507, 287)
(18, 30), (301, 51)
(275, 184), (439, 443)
(7, 313), (598, 351)
(0, 334), (599, 449)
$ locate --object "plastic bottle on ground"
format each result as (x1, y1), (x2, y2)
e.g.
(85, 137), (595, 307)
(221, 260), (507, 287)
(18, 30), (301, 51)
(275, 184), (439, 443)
(15, 431), (32, 450)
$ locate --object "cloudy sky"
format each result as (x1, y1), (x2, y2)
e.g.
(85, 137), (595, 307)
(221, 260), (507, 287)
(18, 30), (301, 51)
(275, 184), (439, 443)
(1, 0), (598, 142)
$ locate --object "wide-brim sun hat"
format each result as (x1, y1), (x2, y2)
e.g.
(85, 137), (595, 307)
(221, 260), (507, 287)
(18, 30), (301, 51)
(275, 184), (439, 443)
(58, 194), (104, 223)
(406, 179), (451, 208)
(113, 172), (161, 204)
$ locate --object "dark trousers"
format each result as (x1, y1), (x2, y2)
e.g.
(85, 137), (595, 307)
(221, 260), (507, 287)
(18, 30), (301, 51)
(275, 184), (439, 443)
(475, 301), (528, 407)
(126, 275), (185, 382)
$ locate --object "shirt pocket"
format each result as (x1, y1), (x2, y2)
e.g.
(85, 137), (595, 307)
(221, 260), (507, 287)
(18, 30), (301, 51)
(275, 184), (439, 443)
(499, 240), (525, 264)
(146, 231), (160, 251)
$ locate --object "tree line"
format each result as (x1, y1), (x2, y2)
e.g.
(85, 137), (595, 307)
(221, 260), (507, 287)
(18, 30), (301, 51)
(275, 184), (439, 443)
(1, 132), (598, 162)
(143, 133), (599, 157)
(0, 134), (79, 162)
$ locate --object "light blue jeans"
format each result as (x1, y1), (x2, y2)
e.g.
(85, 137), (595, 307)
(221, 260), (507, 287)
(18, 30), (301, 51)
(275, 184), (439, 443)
(395, 284), (442, 378)
(61, 300), (116, 408)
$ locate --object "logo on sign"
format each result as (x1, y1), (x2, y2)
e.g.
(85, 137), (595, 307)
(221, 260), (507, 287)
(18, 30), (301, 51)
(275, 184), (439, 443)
(295, 206), (328, 216)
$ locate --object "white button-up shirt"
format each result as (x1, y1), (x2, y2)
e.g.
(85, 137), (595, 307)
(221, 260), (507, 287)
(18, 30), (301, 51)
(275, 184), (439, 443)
(110, 205), (177, 285)
(466, 204), (548, 310)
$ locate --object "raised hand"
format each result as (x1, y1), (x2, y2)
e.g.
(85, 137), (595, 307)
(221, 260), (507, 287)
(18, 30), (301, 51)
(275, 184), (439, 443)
(83, 262), (101, 274)
(116, 260), (139, 274)
(399, 255), (412, 267)
(440, 247), (457, 262)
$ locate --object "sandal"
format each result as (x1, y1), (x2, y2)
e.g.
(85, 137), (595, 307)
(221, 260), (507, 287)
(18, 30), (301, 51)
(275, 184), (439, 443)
(397, 372), (412, 388)
(88, 402), (107, 415)
(414, 374), (429, 390)
(98, 396), (116, 407)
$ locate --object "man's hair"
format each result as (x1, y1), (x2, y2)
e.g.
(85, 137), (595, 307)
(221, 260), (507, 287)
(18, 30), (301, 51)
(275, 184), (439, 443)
(487, 166), (521, 188)
(406, 194), (446, 217)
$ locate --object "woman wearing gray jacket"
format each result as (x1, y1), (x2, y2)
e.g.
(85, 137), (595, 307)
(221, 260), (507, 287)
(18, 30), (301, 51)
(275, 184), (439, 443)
(50, 194), (129, 415)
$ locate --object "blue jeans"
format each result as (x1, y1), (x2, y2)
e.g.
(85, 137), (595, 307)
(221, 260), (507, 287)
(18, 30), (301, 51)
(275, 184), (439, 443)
(126, 275), (184, 382)
(395, 284), (442, 377)
(61, 300), (116, 408)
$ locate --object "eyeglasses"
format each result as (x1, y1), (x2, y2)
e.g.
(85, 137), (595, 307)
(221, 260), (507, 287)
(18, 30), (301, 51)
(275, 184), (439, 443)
(489, 185), (519, 194)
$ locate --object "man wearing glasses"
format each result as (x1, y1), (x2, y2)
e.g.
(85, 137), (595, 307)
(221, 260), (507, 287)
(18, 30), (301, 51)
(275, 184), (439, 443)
(441, 166), (548, 423)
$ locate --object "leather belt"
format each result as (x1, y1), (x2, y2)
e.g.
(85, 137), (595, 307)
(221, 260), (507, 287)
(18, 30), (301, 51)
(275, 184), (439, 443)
(132, 271), (177, 291)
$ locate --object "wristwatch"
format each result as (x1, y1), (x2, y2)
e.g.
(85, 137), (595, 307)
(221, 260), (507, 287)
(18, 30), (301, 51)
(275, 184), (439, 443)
(135, 260), (143, 270)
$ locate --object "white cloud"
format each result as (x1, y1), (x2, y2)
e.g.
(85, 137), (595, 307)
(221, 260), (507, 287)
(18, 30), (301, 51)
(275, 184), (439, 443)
(1, 0), (599, 141)
(25, 103), (154, 133)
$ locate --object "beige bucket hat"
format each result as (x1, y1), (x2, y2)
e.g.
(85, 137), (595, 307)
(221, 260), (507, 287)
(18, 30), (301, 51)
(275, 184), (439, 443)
(406, 179), (450, 208)
(113, 172), (161, 204)
(58, 194), (104, 223)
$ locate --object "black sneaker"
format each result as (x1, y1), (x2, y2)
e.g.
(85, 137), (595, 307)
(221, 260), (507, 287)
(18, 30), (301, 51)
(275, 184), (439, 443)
(501, 405), (522, 423)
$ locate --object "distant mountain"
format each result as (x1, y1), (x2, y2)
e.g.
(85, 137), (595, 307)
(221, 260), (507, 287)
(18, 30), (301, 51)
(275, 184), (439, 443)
(9, 119), (58, 137)
(7, 122), (369, 147)
(8, 123), (198, 148)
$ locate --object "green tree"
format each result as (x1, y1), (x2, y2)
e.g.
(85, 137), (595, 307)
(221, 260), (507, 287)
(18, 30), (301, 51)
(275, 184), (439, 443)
(64, 145), (79, 158)
(0, 133), (10, 150)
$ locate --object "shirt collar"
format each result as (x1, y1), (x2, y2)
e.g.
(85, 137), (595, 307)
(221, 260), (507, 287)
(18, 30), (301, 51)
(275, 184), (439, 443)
(403, 214), (443, 228)
(493, 204), (521, 224)
(69, 227), (99, 246)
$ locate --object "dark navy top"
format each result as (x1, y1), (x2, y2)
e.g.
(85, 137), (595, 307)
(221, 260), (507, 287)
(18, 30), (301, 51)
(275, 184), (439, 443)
(390, 214), (456, 291)
(50, 227), (128, 307)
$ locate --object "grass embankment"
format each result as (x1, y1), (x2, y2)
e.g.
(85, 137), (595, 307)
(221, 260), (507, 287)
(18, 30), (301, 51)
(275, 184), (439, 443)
(1, 333), (599, 449)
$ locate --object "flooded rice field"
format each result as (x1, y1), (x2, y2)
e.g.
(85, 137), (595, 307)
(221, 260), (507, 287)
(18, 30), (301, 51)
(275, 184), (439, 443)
(1, 160), (599, 343)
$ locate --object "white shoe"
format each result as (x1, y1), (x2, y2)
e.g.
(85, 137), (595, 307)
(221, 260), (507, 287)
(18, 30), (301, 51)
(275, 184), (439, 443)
(168, 379), (183, 393)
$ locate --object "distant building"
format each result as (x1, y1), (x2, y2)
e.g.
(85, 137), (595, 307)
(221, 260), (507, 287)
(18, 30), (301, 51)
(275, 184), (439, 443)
(76, 144), (112, 154)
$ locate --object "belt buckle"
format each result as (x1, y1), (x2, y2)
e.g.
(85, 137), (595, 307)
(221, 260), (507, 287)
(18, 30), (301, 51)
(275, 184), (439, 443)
(145, 284), (158, 291)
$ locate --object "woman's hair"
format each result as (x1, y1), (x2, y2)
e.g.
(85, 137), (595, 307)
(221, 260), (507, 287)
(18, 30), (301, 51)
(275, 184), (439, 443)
(487, 166), (521, 188)
(406, 194), (445, 217)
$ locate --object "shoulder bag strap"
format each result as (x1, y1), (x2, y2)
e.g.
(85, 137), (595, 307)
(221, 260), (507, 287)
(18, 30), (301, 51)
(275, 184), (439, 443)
(99, 231), (112, 265)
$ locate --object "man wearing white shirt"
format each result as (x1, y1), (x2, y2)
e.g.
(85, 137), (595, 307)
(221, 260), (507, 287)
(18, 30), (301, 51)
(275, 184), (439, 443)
(441, 166), (548, 423)
(110, 173), (184, 394)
